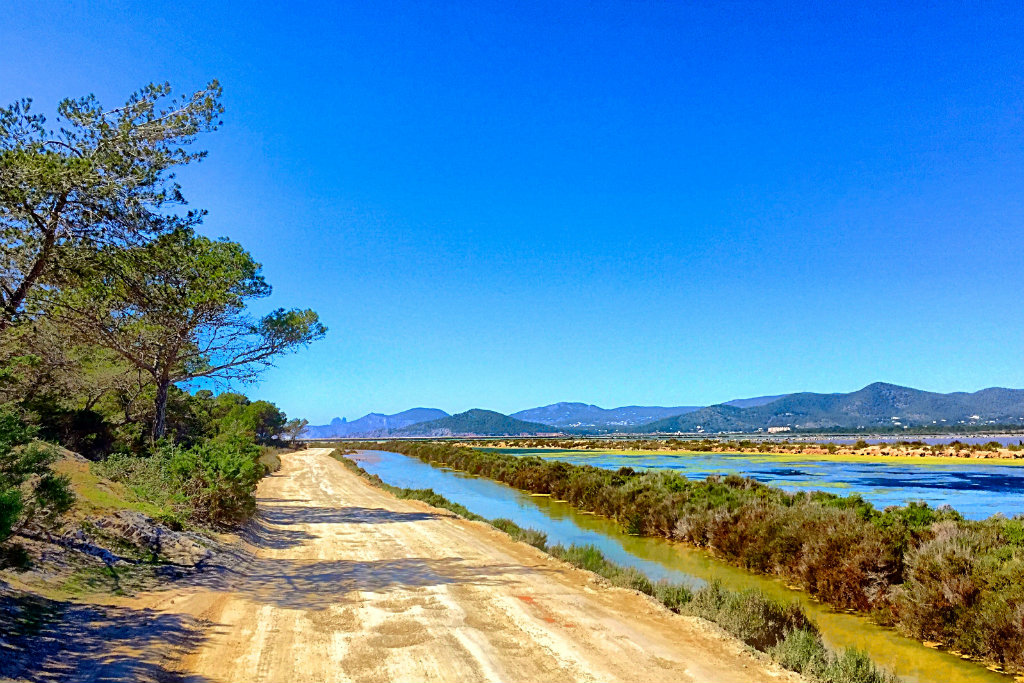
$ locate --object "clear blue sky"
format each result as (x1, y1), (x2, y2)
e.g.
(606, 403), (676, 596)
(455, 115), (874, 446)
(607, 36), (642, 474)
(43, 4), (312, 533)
(3, 1), (1023, 423)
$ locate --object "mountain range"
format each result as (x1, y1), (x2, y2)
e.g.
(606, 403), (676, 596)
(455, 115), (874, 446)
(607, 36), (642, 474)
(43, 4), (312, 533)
(637, 383), (1024, 433)
(301, 383), (1024, 438)
(509, 403), (702, 428)
(301, 407), (449, 438)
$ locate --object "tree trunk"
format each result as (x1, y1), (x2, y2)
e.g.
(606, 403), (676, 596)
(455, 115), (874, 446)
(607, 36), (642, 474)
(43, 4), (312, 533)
(1, 210), (62, 334)
(152, 378), (171, 441)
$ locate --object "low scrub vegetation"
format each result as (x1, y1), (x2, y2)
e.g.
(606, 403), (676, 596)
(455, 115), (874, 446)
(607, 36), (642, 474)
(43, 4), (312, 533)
(382, 440), (1024, 673)
(685, 580), (812, 650)
(772, 629), (896, 683)
(96, 435), (267, 527)
(0, 410), (73, 554)
(334, 450), (895, 683)
(490, 518), (548, 549)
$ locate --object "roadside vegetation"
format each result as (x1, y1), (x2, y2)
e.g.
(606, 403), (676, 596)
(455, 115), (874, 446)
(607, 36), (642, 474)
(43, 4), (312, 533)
(332, 449), (897, 683)
(0, 81), (324, 570)
(380, 441), (1024, 674)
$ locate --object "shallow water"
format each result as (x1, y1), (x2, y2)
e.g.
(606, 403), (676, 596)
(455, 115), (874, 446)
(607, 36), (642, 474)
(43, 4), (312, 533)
(478, 448), (1024, 519)
(354, 450), (1010, 683)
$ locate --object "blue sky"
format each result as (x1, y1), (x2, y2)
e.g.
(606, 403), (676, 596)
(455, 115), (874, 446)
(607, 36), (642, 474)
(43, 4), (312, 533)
(3, 1), (1024, 423)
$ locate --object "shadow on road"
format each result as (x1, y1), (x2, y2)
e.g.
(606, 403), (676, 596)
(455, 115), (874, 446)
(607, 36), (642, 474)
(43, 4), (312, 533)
(261, 505), (442, 526)
(0, 585), (213, 683)
(238, 505), (442, 552)
(185, 553), (529, 611)
(176, 499), (537, 611)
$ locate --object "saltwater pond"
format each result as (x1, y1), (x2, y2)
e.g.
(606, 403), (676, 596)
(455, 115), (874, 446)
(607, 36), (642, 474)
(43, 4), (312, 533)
(477, 448), (1024, 520)
(353, 449), (1011, 683)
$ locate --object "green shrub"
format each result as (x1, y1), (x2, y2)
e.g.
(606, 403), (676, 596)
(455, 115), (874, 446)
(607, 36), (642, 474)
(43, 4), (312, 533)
(815, 648), (899, 683)
(167, 437), (262, 525)
(770, 630), (827, 671)
(0, 541), (31, 569)
(548, 544), (609, 573)
(96, 450), (184, 516)
(0, 409), (73, 544)
(770, 629), (898, 682)
(399, 487), (483, 520)
(771, 627), (829, 673)
(615, 566), (654, 594)
(685, 581), (814, 650)
(652, 580), (693, 611)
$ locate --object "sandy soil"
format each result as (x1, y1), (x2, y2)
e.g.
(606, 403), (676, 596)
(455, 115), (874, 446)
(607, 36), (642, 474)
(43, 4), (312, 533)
(22, 448), (799, 683)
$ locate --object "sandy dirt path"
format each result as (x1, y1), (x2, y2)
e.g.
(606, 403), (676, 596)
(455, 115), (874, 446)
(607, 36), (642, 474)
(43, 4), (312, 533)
(133, 448), (798, 683)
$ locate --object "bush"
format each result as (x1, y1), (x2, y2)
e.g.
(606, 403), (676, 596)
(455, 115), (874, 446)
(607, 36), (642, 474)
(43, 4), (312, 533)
(770, 629), (898, 683)
(894, 520), (1024, 670)
(549, 544), (608, 573)
(96, 450), (183, 516)
(685, 581), (814, 650)
(0, 409), (73, 544)
(399, 487), (482, 520)
(816, 648), (899, 683)
(167, 437), (262, 525)
(99, 437), (267, 528)
(771, 627), (829, 673)
(652, 580), (693, 611)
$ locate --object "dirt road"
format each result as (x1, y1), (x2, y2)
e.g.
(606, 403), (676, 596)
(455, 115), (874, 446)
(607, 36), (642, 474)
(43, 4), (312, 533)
(128, 448), (797, 682)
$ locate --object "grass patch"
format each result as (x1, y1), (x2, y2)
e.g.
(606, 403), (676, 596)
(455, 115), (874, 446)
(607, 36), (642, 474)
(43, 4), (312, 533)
(490, 518), (547, 549)
(54, 458), (168, 519)
(88, 454), (188, 526)
(58, 564), (127, 596)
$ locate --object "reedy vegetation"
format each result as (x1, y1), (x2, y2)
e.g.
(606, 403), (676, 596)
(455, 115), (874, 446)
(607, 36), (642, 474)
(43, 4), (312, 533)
(381, 441), (1024, 673)
(332, 451), (896, 683)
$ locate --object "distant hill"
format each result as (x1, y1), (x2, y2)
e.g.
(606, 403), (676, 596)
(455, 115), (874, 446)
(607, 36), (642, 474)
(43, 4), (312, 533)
(303, 408), (449, 438)
(637, 383), (1024, 433)
(397, 409), (552, 436)
(510, 402), (701, 428)
(303, 384), (1024, 437)
(722, 394), (788, 409)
